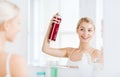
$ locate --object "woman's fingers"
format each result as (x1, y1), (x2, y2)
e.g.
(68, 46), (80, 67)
(50, 13), (61, 24)
(51, 16), (61, 24)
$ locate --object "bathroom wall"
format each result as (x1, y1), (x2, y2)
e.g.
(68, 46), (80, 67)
(6, 0), (120, 77)
(103, 0), (120, 76)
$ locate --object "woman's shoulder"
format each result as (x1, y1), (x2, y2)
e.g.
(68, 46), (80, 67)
(11, 54), (26, 64)
(91, 48), (103, 64)
(93, 48), (102, 53)
(10, 54), (27, 76)
(66, 47), (76, 50)
(10, 54), (27, 69)
(66, 47), (78, 52)
(66, 47), (78, 57)
(91, 48), (103, 57)
(11, 54), (27, 68)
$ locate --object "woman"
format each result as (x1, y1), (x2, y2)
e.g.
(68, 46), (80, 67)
(42, 15), (103, 77)
(42, 14), (103, 76)
(0, 1), (28, 77)
(42, 14), (103, 63)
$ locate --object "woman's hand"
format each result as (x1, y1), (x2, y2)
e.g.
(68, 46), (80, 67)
(42, 13), (67, 57)
(50, 13), (61, 25)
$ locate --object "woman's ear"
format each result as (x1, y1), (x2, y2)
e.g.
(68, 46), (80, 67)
(0, 21), (9, 31)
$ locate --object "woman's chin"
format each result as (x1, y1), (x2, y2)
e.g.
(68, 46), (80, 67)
(80, 39), (90, 43)
(7, 38), (14, 42)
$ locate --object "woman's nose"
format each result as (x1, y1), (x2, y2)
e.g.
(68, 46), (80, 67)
(83, 30), (89, 36)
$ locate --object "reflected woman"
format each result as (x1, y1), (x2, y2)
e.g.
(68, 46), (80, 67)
(42, 14), (103, 76)
(0, 1), (28, 77)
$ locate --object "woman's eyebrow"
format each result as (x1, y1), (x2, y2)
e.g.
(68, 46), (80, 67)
(88, 27), (94, 30)
(79, 26), (85, 28)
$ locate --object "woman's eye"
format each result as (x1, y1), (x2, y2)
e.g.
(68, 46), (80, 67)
(88, 29), (92, 32)
(80, 29), (84, 31)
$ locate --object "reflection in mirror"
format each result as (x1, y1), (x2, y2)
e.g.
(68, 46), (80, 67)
(28, 0), (103, 68)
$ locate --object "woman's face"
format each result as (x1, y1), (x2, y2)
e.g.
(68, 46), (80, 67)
(6, 16), (20, 42)
(77, 22), (95, 43)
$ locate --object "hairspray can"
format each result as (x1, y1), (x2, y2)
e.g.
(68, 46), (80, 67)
(49, 13), (62, 41)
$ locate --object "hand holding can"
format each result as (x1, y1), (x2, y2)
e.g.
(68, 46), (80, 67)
(49, 13), (62, 41)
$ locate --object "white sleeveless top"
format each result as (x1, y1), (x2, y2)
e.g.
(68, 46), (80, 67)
(67, 52), (103, 77)
(5, 54), (12, 77)
(67, 53), (94, 77)
(67, 53), (92, 66)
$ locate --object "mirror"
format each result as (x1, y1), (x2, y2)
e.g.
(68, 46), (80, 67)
(28, 0), (103, 66)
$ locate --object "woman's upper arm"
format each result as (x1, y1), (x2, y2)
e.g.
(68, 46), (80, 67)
(43, 47), (73, 57)
(11, 54), (29, 77)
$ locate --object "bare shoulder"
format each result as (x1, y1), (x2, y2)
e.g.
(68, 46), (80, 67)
(92, 48), (103, 57)
(92, 49), (103, 64)
(94, 49), (102, 54)
(10, 54), (28, 77)
(11, 54), (26, 65)
(66, 47), (77, 57)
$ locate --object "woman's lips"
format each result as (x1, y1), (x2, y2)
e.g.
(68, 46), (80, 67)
(81, 36), (89, 40)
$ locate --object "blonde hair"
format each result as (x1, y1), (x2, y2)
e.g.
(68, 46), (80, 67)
(0, 1), (19, 24)
(77, 17), (95, 30)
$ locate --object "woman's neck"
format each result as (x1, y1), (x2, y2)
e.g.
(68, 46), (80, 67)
(0, 33), (6, 52)
(78, 42), (92, 52)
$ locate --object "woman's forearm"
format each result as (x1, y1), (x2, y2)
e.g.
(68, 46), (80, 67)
(42, 21), (52, 52)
